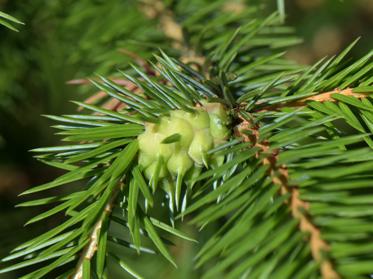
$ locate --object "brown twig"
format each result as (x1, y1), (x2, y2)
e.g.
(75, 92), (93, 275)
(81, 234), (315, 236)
(140, 0), (206, 67)
(140, 0), (182, 47)
(235, 116), (340, 279)
(255, 88), (368, 112)
(70, 186), (121, 279)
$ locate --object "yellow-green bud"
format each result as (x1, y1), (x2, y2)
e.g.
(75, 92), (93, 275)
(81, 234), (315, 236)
(209, 114), (230, 141)
(138, 153), (153, 168)
(159, 116), (194, 148)
(188, 129), (213, 166)
(167, 150), (193, 176)
(204, 102), (230, 141)
(204, 102), (229, 124)
(138, 131), (173, 160)
(145, 161), (167, 180)
(170, 109), (210, 130)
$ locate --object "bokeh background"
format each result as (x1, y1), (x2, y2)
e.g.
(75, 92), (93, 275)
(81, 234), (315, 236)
(0, 0), (372, 278)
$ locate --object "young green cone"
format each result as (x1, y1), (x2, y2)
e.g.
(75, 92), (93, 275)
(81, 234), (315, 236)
(137, 102), (230, 195)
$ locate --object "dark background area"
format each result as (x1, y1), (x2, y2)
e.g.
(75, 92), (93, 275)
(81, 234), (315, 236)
(0, 0), (372, 278)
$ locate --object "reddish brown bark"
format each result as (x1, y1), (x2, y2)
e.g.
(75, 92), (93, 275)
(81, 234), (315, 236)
(235, 115), (340, 279)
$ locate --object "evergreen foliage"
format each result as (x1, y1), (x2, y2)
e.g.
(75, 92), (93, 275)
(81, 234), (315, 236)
(1, 1), (372, 278)
(0, 11), (23, 32)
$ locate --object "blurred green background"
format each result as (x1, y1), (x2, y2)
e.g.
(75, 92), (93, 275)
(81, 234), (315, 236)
(0, 0), (372, 278)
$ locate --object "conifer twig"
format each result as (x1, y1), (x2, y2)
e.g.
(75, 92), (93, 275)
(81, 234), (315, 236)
(140, 0), (206, 66)
(255, 88), (368, 112)
(236, 116), (340, 279)
(70, 185), (121, 279)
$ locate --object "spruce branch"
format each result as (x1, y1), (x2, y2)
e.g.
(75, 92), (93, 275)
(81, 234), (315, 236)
(299, 88), (368, 103)
(255, 88), (369, 112)
(1, 1), (372, 278)
(140, 0), (182, 46)
(70, 183), (121, 279)
(236, 115), (340, 279)
(140, 0), (206, 66)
